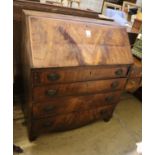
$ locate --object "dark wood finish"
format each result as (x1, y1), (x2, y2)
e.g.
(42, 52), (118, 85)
(24, 11), (132, 68)
(32, 106), (115, 135)
(13, 20), (22, 78)
(33, 78), (126, 102)
(33, 91), (121, 118)
(33, 66), (129, 86)
(13, 0), (112, 88)
(22, 10), (133, 141)
(13, 0), (114, 83)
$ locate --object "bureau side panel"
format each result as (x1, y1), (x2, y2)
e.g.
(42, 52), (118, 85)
(21, 12), (33, 136)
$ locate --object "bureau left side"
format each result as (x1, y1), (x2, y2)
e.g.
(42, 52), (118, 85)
(21, 12), (35, 141)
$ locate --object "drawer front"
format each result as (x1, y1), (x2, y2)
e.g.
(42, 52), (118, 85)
(32, 107), (114, 134)
(33, 91), (121, 118)
(33, 78), (126, 102)
(33, 66), (129, 85)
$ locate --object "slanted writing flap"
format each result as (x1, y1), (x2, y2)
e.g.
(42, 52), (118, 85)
(23, 10), (133, 68)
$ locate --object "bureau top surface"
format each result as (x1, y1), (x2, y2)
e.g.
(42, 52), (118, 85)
(23, 10), (133, 68)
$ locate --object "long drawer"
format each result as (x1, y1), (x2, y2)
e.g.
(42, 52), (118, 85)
(33, 91), (121, 118)
(32, 106), (114, 134)
(32, 66), (129, 86)
(33, 78), (126, 102)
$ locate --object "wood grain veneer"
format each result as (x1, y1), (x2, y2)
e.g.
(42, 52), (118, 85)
(22, 10), (133, 141)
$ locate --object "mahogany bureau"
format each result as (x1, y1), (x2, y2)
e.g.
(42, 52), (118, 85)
(22, 10), (133, 141)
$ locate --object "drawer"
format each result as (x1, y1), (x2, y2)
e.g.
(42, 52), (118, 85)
(33, 78), (127, 102)
(32, 66), (129, 85)
(33, 91), (121, 118)
(32, 106), (114, 134)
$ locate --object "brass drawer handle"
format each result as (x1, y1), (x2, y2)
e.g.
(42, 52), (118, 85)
(43, 122), (53, 128)
(115, 69), (123, 76)
(43, 106), (55, 112)
(47, 73), (60, 81)
(111, 81), (119, 89)
(105, 96), (114, 104)
(46, 89), (57, 96)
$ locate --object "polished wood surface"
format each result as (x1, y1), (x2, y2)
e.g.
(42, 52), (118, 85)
(32, 66), (129, 85)
(13, 0), (113, 83)
(32, 106), (115, 135)
(24, 10), (133, 68)
(22, 10), (133, 141)
(33, 78), (126, 102)
(33, 91), (121, 118)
